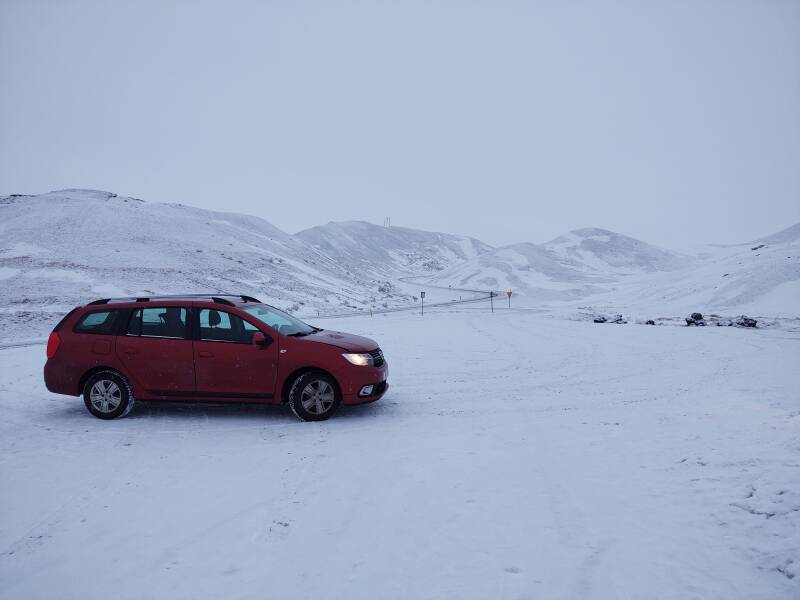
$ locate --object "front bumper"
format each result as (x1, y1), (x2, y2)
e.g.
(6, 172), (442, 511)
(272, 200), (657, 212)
(339, 362), (389, 405)
(348, 380), (388, 405)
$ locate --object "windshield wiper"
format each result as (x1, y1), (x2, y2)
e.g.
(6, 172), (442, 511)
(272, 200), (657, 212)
(288, 327), (322, 337)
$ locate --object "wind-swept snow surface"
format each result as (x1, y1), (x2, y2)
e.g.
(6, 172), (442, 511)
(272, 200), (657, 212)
(1, 310), (797, 599)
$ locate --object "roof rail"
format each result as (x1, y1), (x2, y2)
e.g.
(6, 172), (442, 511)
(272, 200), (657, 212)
(85, 294), (261, 305)
(211, 296), (236, 306)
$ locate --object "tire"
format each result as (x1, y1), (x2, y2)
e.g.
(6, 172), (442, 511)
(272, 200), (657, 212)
(288, 371), (341, 422)
(83, 370), (135, 420)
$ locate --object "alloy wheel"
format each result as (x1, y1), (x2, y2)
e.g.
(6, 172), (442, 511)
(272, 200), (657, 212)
(89, 379), (122, 414)
(300, 380), (335, 415)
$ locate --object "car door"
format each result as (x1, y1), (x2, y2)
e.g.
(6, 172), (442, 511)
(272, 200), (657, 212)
(193, 307), (277, 400)
(116, 306), (196, 397)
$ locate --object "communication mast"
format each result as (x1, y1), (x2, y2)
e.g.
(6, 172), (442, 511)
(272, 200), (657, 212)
(383, 217), (391, 227)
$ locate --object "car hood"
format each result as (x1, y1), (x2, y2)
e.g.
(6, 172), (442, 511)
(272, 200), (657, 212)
(306, 330), (378, 352)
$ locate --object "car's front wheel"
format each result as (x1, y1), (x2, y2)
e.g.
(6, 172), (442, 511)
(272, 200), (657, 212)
(83, 370), (135, 420)
(288, 372), (341, 422)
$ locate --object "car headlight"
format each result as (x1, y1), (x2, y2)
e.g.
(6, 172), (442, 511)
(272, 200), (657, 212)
(342, 352), (373, 366)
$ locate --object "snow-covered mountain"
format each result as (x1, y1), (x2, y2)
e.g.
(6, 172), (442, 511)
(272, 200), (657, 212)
(543, 227), (686, 273)
(1, 188), (797, 339)
(756, 222), (800, 245)
(425, 224), (799, 317)
(0, 190), (415, 339)
(295, 220), (492, 277)
(591, 232), (800, 318)
(420, 242), (609, 300)
(423, 228), (686, 301)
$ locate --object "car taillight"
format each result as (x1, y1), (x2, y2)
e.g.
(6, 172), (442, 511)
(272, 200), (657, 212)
(46, 331), (61, 359)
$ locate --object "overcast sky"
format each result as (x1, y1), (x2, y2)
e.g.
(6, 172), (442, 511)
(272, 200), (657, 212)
(1, 1), (798, 248)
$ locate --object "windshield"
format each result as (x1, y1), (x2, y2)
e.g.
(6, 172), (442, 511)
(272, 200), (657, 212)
(241, 304), (317, 337)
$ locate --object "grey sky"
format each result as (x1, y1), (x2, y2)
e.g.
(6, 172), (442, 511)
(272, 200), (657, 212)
(1, 0), (798, 249)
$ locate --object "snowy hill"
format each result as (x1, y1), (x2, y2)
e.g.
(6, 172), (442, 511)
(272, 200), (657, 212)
(544, 228), (686, 273)
(424, 228), (685, 301)
(0, 190), (414, 339)
(592, 232), (800, 318)
(756, 222), (800, 245)
(421, 242), (610, 301)
(295, 220), (492, 277)
(425, 225), (799, 318)
(1, 189), (797, 339)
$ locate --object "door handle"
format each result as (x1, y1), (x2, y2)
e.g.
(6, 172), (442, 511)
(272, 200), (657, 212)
(198, 351), (214, 358)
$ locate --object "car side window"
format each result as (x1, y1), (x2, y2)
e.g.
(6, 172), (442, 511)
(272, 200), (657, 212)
(74, 310), (120, 335)
(126, 307), (187, 339)
(199, 309), (257, 344)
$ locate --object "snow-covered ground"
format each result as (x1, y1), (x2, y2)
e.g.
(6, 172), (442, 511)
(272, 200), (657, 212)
(1, 309), (797, 599)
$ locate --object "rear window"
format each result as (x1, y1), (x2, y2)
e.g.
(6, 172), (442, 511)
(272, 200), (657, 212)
(74, 310), (120, 335)
(126, 307), (188, 339)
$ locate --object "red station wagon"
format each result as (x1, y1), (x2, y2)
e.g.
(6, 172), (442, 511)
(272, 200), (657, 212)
(44, 295), (388, 421)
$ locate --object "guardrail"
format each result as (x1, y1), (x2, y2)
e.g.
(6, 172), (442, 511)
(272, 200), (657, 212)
(301, 289), (497, 320)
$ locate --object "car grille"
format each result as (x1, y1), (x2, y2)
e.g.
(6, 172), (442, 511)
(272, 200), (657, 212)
(369, 348), (385, 367)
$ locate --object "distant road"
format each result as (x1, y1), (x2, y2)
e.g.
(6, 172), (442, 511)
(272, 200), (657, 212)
(397, 275), (492, 296)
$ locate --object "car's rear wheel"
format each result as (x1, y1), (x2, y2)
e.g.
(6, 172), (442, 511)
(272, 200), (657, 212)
(83, 371), (134, 420)
(288, 372), (341, 422)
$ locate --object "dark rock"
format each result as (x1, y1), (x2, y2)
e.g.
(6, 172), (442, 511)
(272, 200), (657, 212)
(610, 314), (627, 324)
(593, 316), (607, 323)
(734, 315), (757, 328)
(751, 244), (765, 251)
(645, 320), (655, 325)
(686, 312), (706, 326)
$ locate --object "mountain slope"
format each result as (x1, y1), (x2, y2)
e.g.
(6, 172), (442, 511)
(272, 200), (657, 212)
(425, 225), (799, 317)
(756, 222), (800, 245)
(0, 190), (412, 338)
(295, 220), (492, 277)
(543, 228), (686, 273)
(424, 228), (685, 301)
(595, 234), (800, 317)
(2, 191), (797, 341)
(421, 242), (611, 301)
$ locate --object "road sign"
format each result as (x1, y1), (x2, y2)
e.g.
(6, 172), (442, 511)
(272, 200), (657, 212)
(506, 291), (512, 297)
(420, 291), (426, 298)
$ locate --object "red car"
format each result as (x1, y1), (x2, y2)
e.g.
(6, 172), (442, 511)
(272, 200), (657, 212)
(44, 295), (388, 421)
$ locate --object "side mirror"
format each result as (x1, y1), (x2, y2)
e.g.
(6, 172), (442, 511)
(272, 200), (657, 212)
(252, 332), (270, 347)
